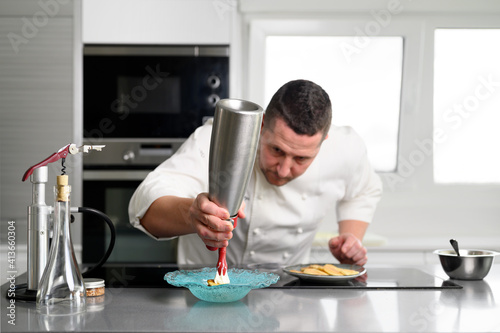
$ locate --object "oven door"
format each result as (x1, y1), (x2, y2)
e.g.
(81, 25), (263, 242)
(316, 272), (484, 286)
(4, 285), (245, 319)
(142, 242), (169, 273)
(82, 170), (177, 264)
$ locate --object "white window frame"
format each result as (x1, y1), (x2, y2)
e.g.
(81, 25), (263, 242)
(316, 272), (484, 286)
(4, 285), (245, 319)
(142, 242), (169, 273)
(244, 16), (423, 190)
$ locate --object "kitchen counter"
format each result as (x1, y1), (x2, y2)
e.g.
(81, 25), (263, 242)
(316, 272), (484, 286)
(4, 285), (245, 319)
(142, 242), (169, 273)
(2, 264), (499, 332)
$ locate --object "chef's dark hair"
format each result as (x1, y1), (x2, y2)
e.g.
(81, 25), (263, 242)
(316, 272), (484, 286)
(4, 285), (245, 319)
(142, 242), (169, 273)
(264, 79), (332, 139)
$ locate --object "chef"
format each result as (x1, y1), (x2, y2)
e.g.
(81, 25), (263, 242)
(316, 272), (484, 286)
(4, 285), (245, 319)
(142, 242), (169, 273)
(128, 79), (382, 266)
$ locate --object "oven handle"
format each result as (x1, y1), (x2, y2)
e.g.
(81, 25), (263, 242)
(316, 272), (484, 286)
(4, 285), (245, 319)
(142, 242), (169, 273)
(76, 207), (116, 277)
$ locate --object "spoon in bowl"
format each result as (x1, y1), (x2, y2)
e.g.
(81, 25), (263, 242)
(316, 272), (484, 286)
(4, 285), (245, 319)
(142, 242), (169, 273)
(450, 239), (460, 256)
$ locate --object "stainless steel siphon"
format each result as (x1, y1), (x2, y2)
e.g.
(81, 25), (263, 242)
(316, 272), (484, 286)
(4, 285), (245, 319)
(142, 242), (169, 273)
(208, 98), (264, 217)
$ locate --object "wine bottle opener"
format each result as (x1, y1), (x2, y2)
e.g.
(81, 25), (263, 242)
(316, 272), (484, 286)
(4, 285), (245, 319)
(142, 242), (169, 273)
(21, 143), (105, 295)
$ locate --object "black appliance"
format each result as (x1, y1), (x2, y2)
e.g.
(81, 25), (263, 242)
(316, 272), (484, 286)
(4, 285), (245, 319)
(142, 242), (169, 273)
(81, 45), (229, 265)
(83, 45), (229, 139)
(84, 264), (462, 290)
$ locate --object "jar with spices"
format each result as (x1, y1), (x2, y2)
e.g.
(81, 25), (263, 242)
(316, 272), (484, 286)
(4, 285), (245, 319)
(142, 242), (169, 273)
(84, 278), (105, 297)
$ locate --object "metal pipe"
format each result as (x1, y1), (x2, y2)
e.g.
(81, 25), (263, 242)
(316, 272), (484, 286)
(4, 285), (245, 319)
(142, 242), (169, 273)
(27, 166), (50, 291)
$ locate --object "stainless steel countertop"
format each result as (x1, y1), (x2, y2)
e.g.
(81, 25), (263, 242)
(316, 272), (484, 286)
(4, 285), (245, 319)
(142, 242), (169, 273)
(2, 264), (499, 332)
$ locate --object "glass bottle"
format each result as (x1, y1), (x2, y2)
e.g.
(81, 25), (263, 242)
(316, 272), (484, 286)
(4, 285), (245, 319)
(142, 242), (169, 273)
(36, 175), (86, 315)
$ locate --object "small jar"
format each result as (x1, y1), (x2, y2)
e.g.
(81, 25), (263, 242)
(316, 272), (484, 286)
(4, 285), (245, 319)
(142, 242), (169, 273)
(84, 278), (105, 297)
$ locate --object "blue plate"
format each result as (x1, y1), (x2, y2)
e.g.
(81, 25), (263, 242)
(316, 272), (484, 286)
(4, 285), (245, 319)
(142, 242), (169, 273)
(164, 267), (279, 303)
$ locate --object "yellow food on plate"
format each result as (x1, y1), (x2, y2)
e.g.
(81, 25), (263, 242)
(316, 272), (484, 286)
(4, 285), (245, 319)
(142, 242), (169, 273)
(294, 264), (360, 276)
(322, 264), (344, 276)
(207, 279), (220, 286)
(303, 268), (328, 276)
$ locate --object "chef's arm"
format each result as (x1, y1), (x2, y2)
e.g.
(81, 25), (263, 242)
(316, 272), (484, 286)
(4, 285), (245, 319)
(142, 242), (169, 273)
(338, 219), (368, 241)
(139, 194), (234, 248)
(140, 196), (196, 238)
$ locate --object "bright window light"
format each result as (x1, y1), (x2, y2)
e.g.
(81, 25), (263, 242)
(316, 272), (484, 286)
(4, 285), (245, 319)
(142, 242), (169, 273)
(434, 29), (500, 183)
(265, 36), (403, 172)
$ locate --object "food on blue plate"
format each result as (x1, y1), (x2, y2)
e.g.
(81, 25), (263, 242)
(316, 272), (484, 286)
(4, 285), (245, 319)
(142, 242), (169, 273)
(206, 279), (220, 286)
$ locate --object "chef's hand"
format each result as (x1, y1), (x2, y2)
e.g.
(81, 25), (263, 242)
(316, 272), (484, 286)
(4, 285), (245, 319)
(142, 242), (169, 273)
(188, 193), (234, 249)
(189, 193), (246, 250)
(328, 233), (367, 266)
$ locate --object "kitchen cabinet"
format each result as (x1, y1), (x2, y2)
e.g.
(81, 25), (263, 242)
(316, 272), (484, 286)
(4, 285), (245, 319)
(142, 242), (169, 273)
(0, 1), (82, 242)
(82, 0), (235, 45)
(82, 0), (240, 98)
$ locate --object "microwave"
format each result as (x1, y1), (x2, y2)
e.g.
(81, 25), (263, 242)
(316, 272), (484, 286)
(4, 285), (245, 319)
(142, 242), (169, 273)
(83, 45), (229, 140)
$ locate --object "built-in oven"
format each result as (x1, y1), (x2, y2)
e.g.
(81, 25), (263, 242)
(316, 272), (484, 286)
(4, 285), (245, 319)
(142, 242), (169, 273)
(82, 45), (229, 264)
(82, 172), (180, 264)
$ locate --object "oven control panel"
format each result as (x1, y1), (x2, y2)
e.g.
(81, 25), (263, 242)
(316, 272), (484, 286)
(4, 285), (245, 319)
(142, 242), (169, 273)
(82, 139), (185, 168)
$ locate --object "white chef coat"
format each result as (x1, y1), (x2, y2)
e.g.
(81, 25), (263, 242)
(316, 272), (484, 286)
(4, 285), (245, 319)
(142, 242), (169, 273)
(128, 119), (382, 266)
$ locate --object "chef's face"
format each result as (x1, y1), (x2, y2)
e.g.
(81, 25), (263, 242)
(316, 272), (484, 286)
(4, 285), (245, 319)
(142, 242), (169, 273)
(259, 117), (327, 186)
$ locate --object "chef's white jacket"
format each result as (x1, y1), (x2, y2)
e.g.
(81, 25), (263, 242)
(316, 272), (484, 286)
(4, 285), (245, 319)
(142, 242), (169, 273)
(129, 119), (382, 266)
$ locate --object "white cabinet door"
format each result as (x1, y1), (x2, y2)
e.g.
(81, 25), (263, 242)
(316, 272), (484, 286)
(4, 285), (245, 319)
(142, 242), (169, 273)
(83, 0), (234, 44)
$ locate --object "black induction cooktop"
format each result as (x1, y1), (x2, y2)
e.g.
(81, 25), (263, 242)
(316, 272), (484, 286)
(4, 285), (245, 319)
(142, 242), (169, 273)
(276, 267), (462, 289)
(83, 264), (462, 290)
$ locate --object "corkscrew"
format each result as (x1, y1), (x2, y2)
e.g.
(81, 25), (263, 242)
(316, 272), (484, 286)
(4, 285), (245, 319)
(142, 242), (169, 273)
(22, 143), (105, 181)
(10, 143), (113, 302)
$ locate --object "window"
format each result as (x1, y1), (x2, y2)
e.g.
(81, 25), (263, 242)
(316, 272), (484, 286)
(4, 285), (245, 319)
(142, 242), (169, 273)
(265, 36), (403, 172)
(434, 29), (500, 183)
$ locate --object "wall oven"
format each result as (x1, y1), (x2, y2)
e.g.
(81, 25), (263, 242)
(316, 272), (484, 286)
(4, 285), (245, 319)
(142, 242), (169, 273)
(82, 45), (229, 264)
(82, 145), (180, 265)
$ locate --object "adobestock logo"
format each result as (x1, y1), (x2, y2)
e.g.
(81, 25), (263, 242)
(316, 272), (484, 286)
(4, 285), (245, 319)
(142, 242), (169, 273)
(84, 64), (169, 142)
(7, 0), (70, 54)
(382, 73), (500, 190)
(440, 74), (499, 130)
(212, 0), (237, 21)
(340, 0), (404, 64)
(110, 64), (169, 118)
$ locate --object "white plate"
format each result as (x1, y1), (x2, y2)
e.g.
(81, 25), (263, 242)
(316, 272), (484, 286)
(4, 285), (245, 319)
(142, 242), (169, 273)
(283, 263), (366, 283)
